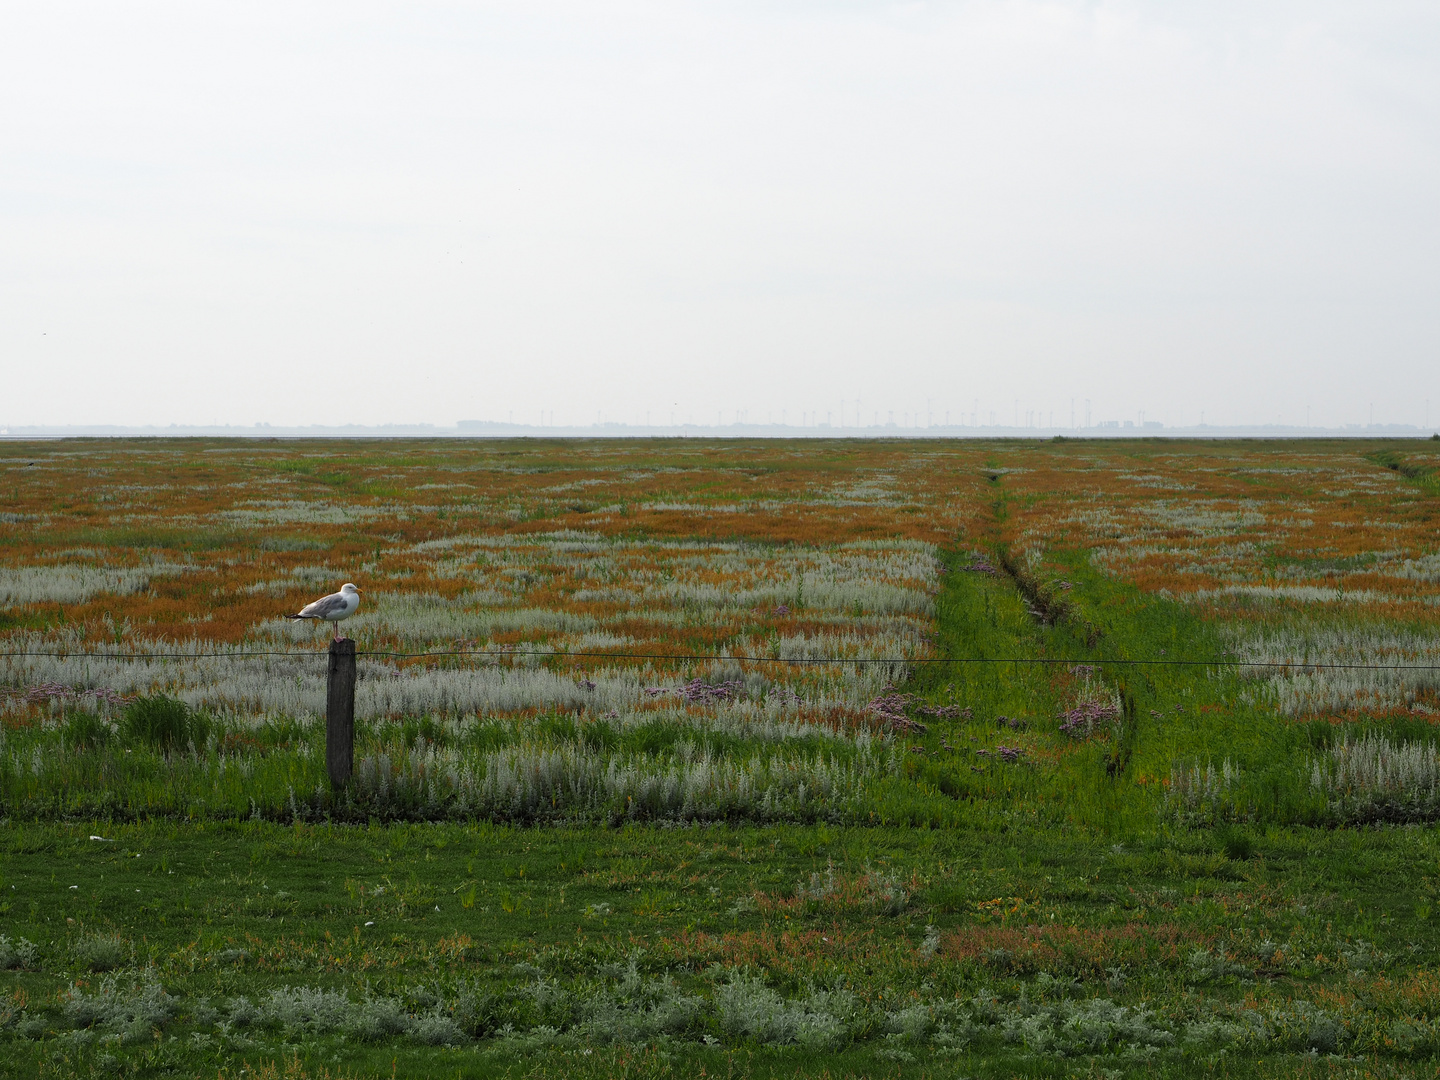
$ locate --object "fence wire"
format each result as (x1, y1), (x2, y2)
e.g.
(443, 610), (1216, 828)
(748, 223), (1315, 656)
(0, 647), (1437, 671)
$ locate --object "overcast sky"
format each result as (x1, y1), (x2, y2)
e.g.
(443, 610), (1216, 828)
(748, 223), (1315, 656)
(4, 2), (1438, 429)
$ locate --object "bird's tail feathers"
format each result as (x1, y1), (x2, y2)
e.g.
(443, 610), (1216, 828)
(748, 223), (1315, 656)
(284, 613), (308, 620)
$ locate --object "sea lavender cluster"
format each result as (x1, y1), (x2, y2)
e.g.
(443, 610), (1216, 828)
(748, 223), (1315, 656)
(640, 679), (743, 704)
(677, 679), (744, 704)
(976, 745), (1024, 763)
(1057, 700), (1120, 739)
(866, 690), (927, 735)
(917, 704), (972, 721)
(10, 683), (130, 709)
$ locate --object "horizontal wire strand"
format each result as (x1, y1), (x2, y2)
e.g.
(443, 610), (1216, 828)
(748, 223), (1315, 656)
(0, 648), (1436, 670)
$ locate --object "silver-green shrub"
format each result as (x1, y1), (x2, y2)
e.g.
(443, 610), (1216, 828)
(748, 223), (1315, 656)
(0, 935), (40, 971)
(71, 933), (129, 973)
(575, 964), (704, 1043)
(1311, 734), (1440, 823)
(1163, 758), (1240, 824)
(350, 738), (889, 823)
(1001, 997), (1176, 1056)
(714, 973), (861, 1050)
(62, 975), (177, 1043)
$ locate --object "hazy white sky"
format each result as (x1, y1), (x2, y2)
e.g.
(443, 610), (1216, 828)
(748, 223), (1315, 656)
(4, 2), (1438, 429)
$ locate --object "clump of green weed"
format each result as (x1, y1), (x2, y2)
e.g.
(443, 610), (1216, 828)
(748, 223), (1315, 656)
(0, 935), (40, 970)
(71, 933), (130, 973)
(123, 695), (209, 752)
(866, 866), (914, 915)
(1185, 946), (1250, 984)
(65, 711), (116, 750)
(1214, 825), (1256, 860)
(0, 995), (25, 1032)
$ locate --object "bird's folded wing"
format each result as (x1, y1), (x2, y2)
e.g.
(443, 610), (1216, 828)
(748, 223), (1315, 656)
(299, 593), (348, 618)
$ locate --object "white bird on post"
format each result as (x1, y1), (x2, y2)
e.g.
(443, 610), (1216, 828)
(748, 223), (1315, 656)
(286, 583), (362, 640)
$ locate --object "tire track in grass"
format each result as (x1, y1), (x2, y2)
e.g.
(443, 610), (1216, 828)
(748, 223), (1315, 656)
(910, 459), (1251, 832)
(894, 463), (1104, 825)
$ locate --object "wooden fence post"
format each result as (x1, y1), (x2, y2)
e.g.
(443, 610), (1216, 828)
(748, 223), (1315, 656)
(327, 638), (356, 787)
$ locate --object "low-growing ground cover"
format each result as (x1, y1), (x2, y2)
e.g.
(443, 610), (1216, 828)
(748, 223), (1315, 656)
(7, 817), (1440, 1080)
(3, 436), (1440, 1078)
(5, 817), (1440, 1079)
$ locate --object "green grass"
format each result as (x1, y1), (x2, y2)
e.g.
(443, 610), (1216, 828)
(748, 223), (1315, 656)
(6, 817), (1440, 1079)
(1371, 448), (1440, 497)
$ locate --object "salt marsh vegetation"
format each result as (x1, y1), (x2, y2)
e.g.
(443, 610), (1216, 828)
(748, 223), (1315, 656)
(0, 443), (960, 827)
(7, 437), (1440, 1077)
(1310, 733), (1440, 823)
(0, 562), (195, 605)
(5, 437), (1440, 828)
(1233, 623), (1440, 716)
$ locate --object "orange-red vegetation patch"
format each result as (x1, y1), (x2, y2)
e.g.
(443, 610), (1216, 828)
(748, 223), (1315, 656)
(941, 921), (1207, 974)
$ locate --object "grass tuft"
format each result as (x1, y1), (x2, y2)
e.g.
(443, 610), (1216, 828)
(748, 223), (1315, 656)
(123, 694), (209, 752)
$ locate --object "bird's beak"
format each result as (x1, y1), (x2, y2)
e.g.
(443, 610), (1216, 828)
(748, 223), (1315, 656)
(354, 587), (363, 593)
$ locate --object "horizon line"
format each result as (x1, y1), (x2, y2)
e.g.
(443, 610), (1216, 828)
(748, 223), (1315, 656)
(2, 421), (1437, 441)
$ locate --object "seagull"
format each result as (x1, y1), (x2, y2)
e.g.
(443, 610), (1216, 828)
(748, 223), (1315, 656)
(286, 582), (362, 640)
